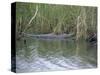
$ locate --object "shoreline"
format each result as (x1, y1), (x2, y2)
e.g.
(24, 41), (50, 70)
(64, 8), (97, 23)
(23, 33), (74, 39)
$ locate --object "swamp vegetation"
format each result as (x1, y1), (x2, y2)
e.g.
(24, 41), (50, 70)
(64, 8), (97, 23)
(15, 2), (97, 72)
(16, 2), (97, 41)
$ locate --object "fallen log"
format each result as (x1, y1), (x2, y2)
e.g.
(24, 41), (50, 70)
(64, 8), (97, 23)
(23, 33), (74, 39)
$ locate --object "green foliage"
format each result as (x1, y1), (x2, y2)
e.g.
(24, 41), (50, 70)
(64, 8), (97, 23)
(16, 2), (97, 40)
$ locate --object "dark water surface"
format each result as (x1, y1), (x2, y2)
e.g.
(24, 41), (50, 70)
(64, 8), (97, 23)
(16, 37), (97, 73)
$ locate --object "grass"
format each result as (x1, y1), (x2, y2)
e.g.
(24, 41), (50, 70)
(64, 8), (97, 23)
(16, 2), (97, 41)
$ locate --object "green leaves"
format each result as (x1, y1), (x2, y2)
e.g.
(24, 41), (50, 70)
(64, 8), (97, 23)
(16, 2), (97, 40)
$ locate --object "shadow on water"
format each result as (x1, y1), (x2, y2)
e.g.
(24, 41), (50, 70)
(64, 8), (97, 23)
(16, 37), (97, 73)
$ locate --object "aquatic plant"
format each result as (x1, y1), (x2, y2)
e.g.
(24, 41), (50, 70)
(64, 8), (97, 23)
(16, 2), (97, 41)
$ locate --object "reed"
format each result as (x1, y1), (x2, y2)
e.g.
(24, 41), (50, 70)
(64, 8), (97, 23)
(16, 2), (97, 41)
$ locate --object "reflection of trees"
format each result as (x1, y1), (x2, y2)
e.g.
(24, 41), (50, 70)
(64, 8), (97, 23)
(36, 39), (76, 58)
(24, 39), (40, 60)
(75, 41), (97, 65)
(75, 41), (87, 56)
(37, 40), (64, 57)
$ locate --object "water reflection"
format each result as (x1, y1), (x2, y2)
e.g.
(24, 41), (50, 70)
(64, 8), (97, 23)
(16, 38), (97, 73)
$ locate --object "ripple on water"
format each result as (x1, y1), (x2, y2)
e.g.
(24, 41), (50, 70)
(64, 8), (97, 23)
(16, 54), (96, 73)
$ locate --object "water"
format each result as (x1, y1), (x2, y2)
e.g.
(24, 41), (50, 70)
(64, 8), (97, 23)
(16, 37), (97, 73)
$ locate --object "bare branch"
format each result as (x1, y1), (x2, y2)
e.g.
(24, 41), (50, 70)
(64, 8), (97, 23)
(23, 5), (38, 32)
